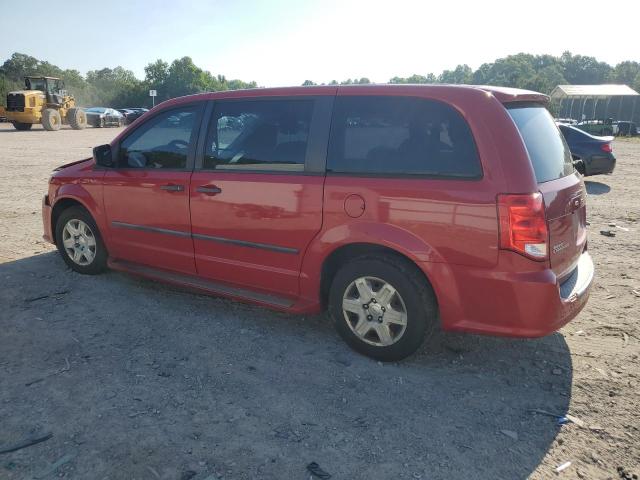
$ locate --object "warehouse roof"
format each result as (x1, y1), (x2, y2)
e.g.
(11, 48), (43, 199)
(550, 84), (639, 100)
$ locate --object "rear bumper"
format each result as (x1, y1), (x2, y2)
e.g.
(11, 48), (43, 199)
(585, 154), (616, 175)
(434, 251), (594, 337)
(42, 195), (54, 244)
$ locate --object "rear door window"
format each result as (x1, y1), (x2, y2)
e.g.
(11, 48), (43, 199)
(508, 106), (574, 183)
(327, 96), (482, 178)
(203, 99), (314, 172)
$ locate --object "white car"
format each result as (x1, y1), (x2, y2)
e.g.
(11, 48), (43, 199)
(84, 107), (125, 128)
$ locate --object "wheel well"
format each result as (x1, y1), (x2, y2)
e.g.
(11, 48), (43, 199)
(51, 198), (86, 244)
(319, 243), (437, 309)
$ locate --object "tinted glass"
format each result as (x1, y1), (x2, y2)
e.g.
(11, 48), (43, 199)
(327, 96), (482, 177)
(203, 99), (313, 171)
(558, 124), (583, 141)
(508, 106), (573, 183)
(118, 106), (198, 169)
(28, 79), (47, 91)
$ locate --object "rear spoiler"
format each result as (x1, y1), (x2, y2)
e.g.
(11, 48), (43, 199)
(475, 86), (550, 105)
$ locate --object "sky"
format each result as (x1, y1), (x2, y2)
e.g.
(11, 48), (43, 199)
(2, 0), (639, 87)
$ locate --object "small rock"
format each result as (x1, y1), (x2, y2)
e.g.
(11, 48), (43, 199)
(552, 368), (563, 375)
(335, 356), (352, 367)
(555, 461), (571, 473)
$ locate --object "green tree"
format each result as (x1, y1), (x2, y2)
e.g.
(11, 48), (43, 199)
(560, 51), (611, 84)
(473, 54), (537, 88)
(389, 74), (436, 84)
(144, 59), (169, 86)
(438, 65), (473, 84)
(608, 61), (640, 86)
(1, 53), (41, 79)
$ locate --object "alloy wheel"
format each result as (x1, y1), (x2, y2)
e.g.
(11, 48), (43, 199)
(342, 276), (408, 346)
(62, 219), (97, 266)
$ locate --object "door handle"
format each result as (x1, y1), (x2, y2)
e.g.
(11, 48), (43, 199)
(160, 184), (184, 192)
(196, 185), (222, 195)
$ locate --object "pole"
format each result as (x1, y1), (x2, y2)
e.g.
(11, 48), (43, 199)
(569, 98), (575, 120)
(617, 96), (623, 121)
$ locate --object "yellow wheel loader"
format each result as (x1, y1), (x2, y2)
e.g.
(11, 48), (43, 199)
(4, 76), (87, 131)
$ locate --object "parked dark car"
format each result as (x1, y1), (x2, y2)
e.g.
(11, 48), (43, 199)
(43, 85), (593, 361)
(84, 107), (125, 127)
(615, 121), (638, 136)
(117, 108), (149, 125)
(557, 123), (616, 176)
(576, 119), (614, 136)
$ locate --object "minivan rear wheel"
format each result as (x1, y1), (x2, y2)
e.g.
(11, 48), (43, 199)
(329, 255), (437, 361)
(55, 206), (107, 275)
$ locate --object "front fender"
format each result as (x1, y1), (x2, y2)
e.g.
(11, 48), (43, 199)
(51, 182), (108, 247)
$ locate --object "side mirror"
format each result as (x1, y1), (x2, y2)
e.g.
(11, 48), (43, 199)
(93, 144), (114, 168)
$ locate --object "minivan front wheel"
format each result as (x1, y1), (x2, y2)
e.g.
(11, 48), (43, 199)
(329, 256), (436, 361)
(55, 206), (107, 274)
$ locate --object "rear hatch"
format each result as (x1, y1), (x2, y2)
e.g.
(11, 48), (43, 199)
(508, 105), (587, 280)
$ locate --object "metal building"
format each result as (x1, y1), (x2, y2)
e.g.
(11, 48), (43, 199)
(550, 84), (639, 124)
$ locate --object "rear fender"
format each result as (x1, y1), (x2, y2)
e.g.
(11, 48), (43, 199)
(299, 221), (446, 306)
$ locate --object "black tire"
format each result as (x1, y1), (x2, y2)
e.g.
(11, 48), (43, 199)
(67, 107), (87, 130)
(12, 121), (32, 131)
(42, 108), (62, 131)
(54, 206), (108, 275)
(329, 255), (437, 361)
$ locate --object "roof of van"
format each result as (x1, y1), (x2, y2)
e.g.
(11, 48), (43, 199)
(159, 84), (549, 109)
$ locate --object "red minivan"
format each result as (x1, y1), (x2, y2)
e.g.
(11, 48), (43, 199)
(42, 85), (593, 360)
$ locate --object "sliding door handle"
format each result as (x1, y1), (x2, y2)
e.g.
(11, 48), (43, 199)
(160, 184), (184, 192)
(196, 185), (222, 195)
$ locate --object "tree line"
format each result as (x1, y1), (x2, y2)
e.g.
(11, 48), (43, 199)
(307, 52), (640, 94)
(0, 53), (257, 108)
(1, 51), (639, 109)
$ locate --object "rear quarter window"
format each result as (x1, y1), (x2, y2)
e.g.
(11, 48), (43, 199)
(508, 106), (574, 183)
(327, 96), (482, 178)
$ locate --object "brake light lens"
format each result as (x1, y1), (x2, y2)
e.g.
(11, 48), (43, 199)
(600, 143), (612, 153)
(497, 193), (548, 260)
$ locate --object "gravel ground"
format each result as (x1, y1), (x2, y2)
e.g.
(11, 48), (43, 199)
(0, 123), (638, 479)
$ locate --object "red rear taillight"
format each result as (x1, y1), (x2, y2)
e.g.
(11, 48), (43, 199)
(600, 143), (612, 153)
(497, 193), (548, 260)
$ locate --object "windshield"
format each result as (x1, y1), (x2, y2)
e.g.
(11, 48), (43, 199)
(26, 78), (47, 91)
(85, 107), (107, 113)
(508, 105), (574, 183)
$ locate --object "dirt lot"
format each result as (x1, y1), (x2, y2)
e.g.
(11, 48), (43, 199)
(0, 122), (638, 479)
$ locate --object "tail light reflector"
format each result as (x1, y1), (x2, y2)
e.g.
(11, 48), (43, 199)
(497, 193), (548, 260)
(600, 143), (612, 153)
